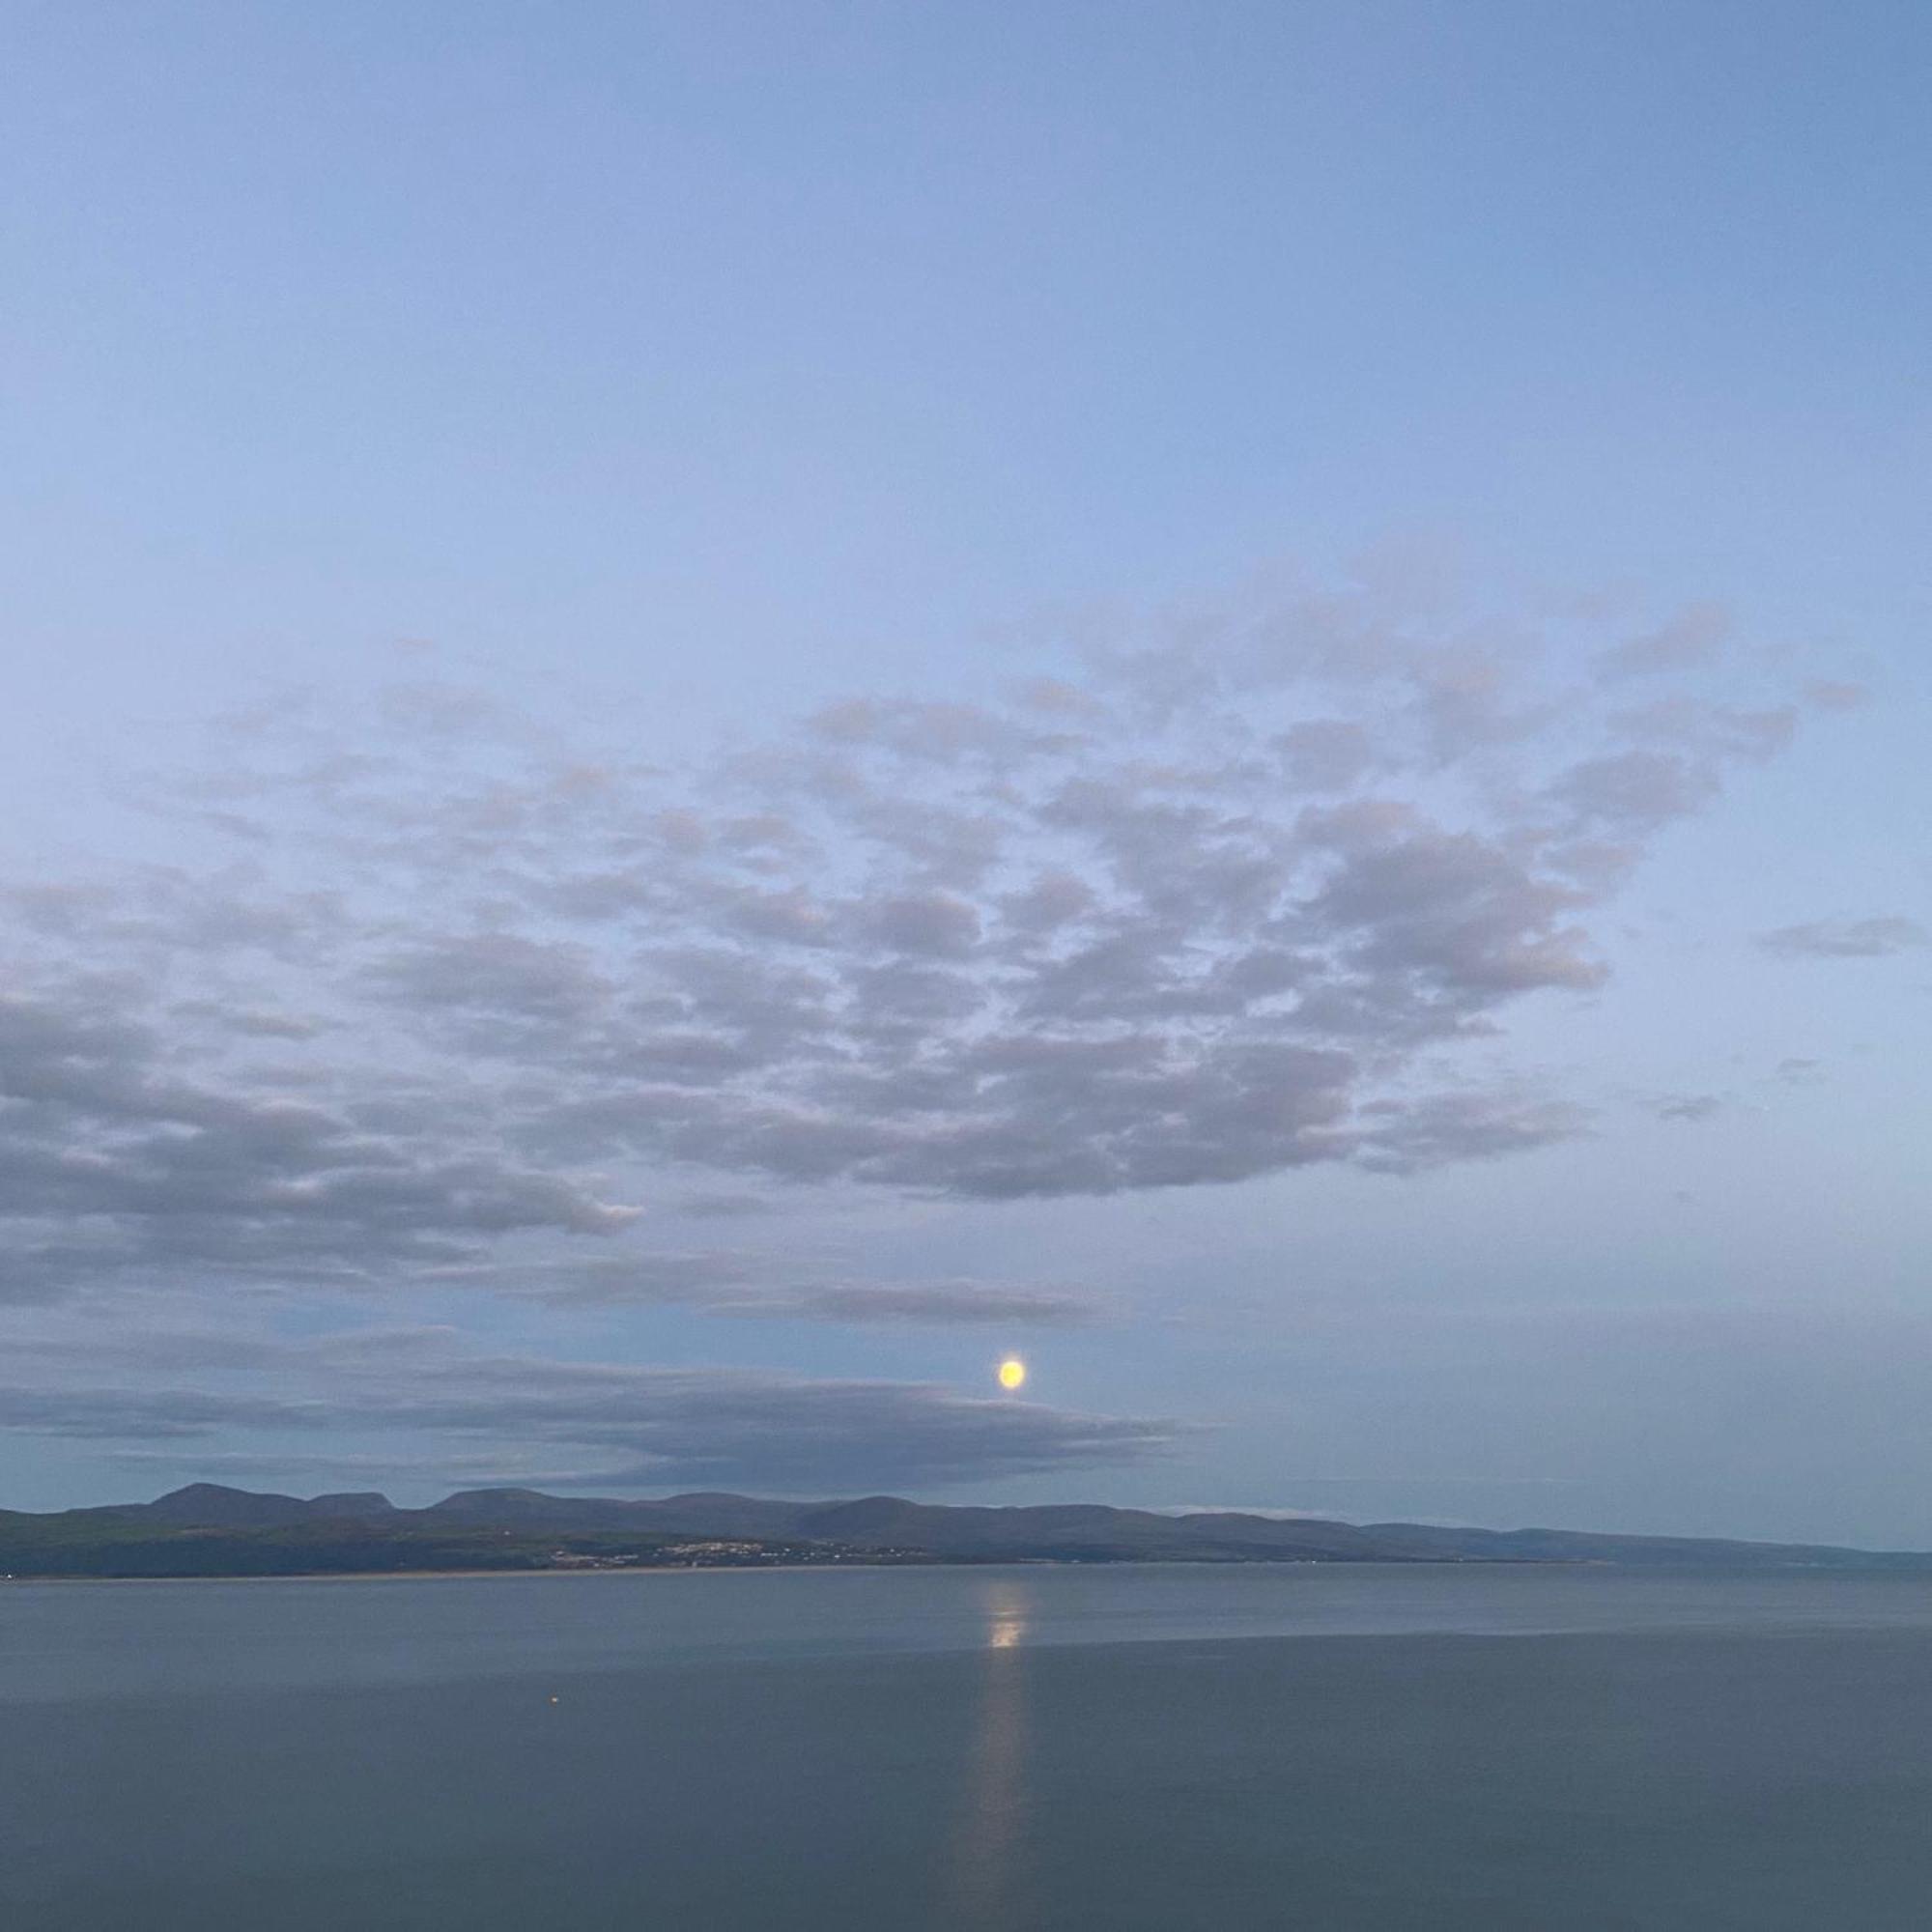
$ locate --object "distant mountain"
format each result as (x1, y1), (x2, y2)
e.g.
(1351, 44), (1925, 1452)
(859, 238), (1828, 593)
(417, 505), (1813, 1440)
(5, 1484), (1931, 1579)
(129, 1483), (402, 1529)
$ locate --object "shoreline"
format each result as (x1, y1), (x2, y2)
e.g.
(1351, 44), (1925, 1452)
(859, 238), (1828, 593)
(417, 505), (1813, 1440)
(1, 1560), (946, 1586)
(2, 1555), (1464, 1587)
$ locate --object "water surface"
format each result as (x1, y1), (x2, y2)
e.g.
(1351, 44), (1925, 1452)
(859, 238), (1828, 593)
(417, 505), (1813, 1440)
(9, 1563), (1932, 1928)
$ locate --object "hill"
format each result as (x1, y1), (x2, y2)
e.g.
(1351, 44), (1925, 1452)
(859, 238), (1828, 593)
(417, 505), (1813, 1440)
(4, 1485), (1930, 1579)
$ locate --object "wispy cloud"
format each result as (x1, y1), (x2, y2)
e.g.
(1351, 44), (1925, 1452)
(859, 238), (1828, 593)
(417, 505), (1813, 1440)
(0, 1331), (1187, 1492)
(420, 1254), (1106, 1326)
(1656, 1094), (1724, 1123)
(1757, 917), (1927, 960)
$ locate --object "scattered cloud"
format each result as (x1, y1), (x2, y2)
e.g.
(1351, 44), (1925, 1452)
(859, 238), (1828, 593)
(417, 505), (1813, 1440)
(1757, 917), (1928, 960)
(0, 577), (1824, 1315)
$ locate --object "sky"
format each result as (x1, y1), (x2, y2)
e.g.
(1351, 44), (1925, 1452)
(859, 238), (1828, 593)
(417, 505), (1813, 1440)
(2, 0), (1928, 1543)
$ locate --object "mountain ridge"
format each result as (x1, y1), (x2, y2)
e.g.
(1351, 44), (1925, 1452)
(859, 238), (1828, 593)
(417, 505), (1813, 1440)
(5, 1483), (1931, 1578)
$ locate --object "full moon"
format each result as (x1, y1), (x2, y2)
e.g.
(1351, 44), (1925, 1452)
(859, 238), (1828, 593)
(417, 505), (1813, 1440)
(997, 1356), (1027, 1392)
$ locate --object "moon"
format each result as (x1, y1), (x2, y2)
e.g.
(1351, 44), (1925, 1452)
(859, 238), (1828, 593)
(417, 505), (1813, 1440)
(997, 1356), (1027, 1392)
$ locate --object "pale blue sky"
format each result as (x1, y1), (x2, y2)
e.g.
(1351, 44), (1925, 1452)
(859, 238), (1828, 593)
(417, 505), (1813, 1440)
(1, 1), (1928, 1540)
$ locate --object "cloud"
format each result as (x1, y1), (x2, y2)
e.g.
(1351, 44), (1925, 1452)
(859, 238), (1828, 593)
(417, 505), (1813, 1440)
(0, 1340), (1185, 1492)
(0, 573), (1826, 1309)
(0, 989), (639, 1305)
(1275, 719), (1376, 790)
(753, 1283), (1100, 1326)
(1657, 1094), (1724, 1123)
(1593, 602), (1730, 681)
(421, 1254), (1105, 1325)
(99, 1446), (574, 1490)
(0, 1386), (326, 1438)
(1804, 681), (1872, 713)
(1757, 917), (1928, 960)
(1353, 1091), (1590, 1170)
(1548, 750), (1722, 838)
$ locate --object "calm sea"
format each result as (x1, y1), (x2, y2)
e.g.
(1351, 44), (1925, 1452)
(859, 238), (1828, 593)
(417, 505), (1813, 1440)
(9, 1562), (1932, 1928)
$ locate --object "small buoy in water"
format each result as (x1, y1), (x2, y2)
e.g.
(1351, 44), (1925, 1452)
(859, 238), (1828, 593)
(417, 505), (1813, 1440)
(549, 1695), (559, 1705)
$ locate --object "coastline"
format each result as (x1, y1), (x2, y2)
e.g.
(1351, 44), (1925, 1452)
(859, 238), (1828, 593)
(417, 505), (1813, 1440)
(4, 1555), (1371, 1586)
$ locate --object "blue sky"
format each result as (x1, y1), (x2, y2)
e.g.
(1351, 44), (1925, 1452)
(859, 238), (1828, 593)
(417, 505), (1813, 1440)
(2, 1), (1928, 1541)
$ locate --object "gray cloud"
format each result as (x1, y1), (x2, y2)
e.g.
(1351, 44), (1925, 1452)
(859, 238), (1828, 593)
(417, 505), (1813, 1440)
(0, 1342), (1184, 1492)
(0, 1386), (327, 1438)
(0, 989), (639, 1305)
(1657, 1094), (1724, 1123)
(99, 1447), (581, 1490)
(1275, 719), (1377, 791)
(1758, 917), (1928, 960)
(420, 1254), (1103, 1325)
(1594, 602), (1730, 681)
(0, 579), (1825, 1310)
(1548, 750), (1722, 838)
(1354, 1091), (1590, 1171)
(752, 1283), (1100, 1326)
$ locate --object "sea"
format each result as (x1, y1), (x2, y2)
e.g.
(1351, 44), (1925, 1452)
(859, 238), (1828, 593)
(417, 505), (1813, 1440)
(9, 1561), (1932, 1929)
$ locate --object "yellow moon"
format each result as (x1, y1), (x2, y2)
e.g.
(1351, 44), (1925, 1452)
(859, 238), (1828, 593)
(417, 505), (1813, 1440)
(998, 1356), (1027, 1391)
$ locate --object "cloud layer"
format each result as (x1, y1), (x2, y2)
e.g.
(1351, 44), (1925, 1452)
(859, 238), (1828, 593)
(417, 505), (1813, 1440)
(0, 1324), (1183, 1492)
(0, 582), (1823, 1319)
